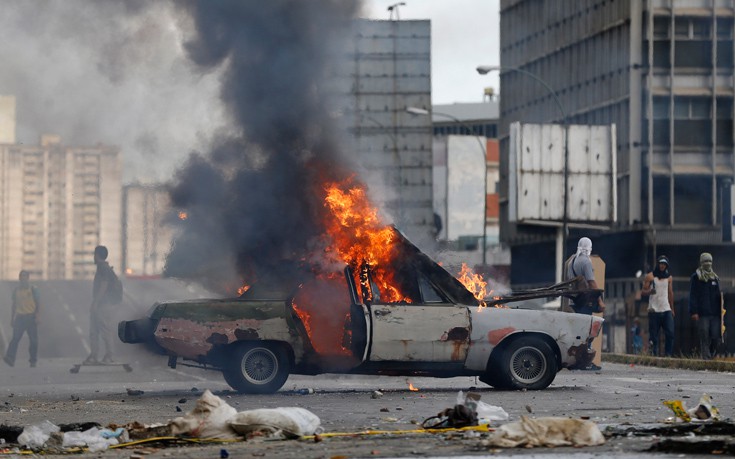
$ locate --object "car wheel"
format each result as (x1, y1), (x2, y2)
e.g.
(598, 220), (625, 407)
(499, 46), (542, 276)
(498, 336), (557, 390)
(223, 342), (290, 394)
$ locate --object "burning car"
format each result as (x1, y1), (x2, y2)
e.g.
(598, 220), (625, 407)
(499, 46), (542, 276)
(120, 228), (603, 394)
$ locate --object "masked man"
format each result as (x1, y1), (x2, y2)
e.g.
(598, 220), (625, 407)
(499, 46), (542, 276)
(689, 252), (722, 360)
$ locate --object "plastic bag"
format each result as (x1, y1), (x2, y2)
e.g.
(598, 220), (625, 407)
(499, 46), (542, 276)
(456, 391), (509, 423)
(169, 390), (239, 439)
(664, 393), (720, 422)
(62, 427), (119, 452)
(229, 407), (321, 439)
(17, 420), (60, 449)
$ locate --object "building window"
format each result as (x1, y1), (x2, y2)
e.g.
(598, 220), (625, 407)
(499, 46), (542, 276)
(653, 16), (669, 38)
(717, 17), (733, 39)
(674, 175), (712, 225)
(692, 18), (711, 38)
(652, 176), (670, 225)
(674, 97), (711, 119)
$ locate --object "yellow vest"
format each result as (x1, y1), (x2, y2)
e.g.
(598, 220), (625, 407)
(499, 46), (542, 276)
(15, 287), (37, 315)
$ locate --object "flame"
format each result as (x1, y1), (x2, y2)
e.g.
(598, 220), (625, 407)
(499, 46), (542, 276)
(322, 178), (411, 303)
(237, 284), (250, 296)
(178, 211), (188, 220)
(457, 263), (488, 309)
(292, 276), (355, 358)
(407, 380), (419, 391)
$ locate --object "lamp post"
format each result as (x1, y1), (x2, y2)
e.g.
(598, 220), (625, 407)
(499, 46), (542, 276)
(387, 2), (406, 20)
(406, 106), (489, 266)
(476, 65), (569, 283)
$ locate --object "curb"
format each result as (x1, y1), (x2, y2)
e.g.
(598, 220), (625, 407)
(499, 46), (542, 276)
(603, 353), (735, 372)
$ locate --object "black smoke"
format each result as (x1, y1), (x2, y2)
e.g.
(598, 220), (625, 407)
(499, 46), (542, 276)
(164, 1), (362, 293)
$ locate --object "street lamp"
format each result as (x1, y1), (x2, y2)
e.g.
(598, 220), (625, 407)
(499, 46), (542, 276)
(387, 2), (406, 20)
(406, 106), (489, 266)
(476, 65), (569, 283)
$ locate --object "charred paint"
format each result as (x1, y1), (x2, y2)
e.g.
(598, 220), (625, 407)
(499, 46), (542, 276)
(446, 327), (469, 341)
(234, 328), (260, 340)
(206, 333), (229, 345)
(487, 327), (515, 345)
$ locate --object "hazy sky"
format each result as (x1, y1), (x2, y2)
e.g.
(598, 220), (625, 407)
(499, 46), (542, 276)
(361, 0), (501, 105)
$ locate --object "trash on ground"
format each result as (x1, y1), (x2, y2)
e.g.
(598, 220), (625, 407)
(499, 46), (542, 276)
(458, 391), (509, 423)
(228, 407), (321, 439)
(371, 390), (383, 399)
(126, 388), (145, 396)
(17, 420), (60, 449)
(422, 391), (507, 429)
(664, 394), (720, 423)
(483, 416), (605, 448)
(62, 427), (122, 452)
(169, 390), (239, 439)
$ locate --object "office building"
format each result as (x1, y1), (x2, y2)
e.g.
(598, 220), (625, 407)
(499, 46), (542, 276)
(335, 19), (434, 244)
(500, 0), (735, 286)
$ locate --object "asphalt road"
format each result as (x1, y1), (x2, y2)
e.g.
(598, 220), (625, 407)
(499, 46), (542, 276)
(0, 358), (732, 458)
(0, 278), (214, 360)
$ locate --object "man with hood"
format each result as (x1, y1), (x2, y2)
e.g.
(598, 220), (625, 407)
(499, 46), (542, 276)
(567, 237), (606, 314)
(642, 255), (675, 356)
(689, 252), (723, 360)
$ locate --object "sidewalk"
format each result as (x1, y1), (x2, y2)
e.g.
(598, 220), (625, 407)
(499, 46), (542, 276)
(603, 353), (735, 372)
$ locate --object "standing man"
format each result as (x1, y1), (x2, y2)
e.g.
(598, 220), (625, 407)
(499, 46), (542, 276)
(3, 270), (41, 368)
(689, 252), (723, 360)
(567, 237), (606, 314)
(566, 237), (605, 371)
(642, 255), (675, 357)
(85, 245), (118, 364)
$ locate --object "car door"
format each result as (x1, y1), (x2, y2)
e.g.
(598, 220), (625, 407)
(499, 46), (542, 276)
(367, 272), (471, 362)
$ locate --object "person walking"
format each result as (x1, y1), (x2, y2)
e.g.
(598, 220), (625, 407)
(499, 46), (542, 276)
(689, 252), (723, 360)
(3, 270), (41, 367)
(642, 255), (675, 357)
(85, 245), (120, 364)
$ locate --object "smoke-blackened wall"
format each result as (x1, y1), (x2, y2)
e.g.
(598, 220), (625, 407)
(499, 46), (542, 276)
(164, 1), (363, 293)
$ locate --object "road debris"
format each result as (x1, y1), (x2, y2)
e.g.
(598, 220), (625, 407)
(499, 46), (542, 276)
(126, 388), (145, 396)
(422, 391), (507, 430)
(483, 416), (605, 448)
(371, 390), (383, 399)
(663, 394), (720, 422)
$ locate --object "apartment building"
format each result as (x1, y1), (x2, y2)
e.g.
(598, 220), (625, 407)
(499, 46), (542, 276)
(122, 184), (173, 277)
(0, 135), (121, 280)
(499, 0), (735, 285)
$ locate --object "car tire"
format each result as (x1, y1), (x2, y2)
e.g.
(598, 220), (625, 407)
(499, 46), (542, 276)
(223, 342), (290, 394)
(497, 336), (557, 390)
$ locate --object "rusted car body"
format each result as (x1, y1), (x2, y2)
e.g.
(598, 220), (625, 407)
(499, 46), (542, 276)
(120, 236), (603, 393)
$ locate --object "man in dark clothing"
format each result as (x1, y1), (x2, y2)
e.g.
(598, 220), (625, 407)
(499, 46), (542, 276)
(85, 245), (119, 364)
(689, 252), (722, 360)
(3, 270), (41, 367)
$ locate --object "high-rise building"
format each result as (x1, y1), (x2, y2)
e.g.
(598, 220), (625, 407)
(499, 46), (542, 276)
(122, 184), (173, 277)
(0, 96), (15, 144)
(499, 0), (735, 286)
(0, 135), (121, 280)
(335, 20), (434, 245)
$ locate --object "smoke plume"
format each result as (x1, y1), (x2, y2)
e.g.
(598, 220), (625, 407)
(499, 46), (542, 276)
(0, 0), (225, 181)
(164, 1), (363, 292)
